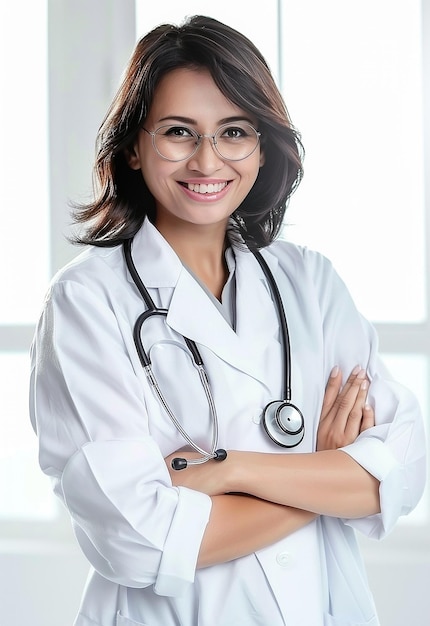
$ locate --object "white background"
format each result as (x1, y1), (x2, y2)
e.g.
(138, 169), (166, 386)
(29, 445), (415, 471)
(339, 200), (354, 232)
(0, 1), (428, 624)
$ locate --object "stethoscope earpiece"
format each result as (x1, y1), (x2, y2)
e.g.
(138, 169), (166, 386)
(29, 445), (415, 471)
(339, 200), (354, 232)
(213, 448), (228, 461)
(171, 448), (227, 471)
(262, 400), (305, 448)
(171, 457), (188, 471)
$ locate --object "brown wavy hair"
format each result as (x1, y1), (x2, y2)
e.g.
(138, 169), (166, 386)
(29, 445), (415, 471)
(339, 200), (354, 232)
(72, 15), (304, 249)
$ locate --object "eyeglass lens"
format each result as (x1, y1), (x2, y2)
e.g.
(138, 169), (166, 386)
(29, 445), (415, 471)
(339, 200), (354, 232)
(152, 122), (260, 161)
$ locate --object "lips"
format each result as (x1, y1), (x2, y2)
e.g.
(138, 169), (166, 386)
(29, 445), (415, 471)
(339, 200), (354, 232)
(181, 181), (228, 194)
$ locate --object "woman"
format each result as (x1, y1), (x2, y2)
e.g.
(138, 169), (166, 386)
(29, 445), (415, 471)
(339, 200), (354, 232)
(30, 15), (426, 626)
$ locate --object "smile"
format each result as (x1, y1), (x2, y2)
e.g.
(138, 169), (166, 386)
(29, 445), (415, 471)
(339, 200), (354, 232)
(183, 181), (228, 194)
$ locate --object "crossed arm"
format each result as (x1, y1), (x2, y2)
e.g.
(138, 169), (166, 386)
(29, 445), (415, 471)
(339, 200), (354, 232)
(165, 367), (380, 568)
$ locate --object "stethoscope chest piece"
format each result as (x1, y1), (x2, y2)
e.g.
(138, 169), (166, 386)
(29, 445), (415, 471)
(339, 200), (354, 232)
(262, 400), (305, 448)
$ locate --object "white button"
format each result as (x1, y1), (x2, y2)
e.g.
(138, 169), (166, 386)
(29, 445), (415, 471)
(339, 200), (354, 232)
(276, 551), (292, 567)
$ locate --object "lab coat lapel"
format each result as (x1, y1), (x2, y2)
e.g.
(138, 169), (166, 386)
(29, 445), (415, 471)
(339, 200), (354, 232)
(234, 248), (282, 385)
(126, 219), (280, 386)
(167, 247), (281, 386)
(234, 247), (280, 354)
(166, 268), (242, 359)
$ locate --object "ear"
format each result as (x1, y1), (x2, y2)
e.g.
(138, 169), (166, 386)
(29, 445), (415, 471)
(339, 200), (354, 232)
(124, 142), (142, 170)
(259, 150), (265, 167)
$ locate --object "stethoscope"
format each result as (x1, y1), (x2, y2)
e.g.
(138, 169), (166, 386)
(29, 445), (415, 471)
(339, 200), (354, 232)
(124, 238), (305, 470)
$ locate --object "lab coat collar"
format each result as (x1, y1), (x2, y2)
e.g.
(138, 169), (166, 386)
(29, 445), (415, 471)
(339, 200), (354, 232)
(127, 219), (281, 387)
(128, 218), (183, 288)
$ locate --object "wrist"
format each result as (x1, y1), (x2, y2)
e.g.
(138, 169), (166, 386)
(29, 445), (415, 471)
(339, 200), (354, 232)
(224, 450), (249, 493)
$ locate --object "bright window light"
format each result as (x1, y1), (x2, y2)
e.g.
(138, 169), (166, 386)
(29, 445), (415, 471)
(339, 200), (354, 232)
(135, 1), (280, 86)
(0, 1), (50, 324)
(280, 0), (426, 323)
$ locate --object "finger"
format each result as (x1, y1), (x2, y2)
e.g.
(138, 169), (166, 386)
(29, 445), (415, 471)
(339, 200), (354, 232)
(338, 365), (366, 399)
(327, 368), (367, 439)
(318, 366), (371, 450)
(344, 378), (369, 440)
(320, 366), (343, 420)
(333, 368), (366, 416)
(360, 404), (375, 432)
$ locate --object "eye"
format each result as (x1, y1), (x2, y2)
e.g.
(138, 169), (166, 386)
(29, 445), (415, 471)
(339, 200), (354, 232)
(161, 126), (195, 140)
(220, 125), (250, 140)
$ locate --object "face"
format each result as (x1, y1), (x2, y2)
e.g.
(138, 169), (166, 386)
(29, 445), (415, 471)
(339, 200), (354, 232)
(126, 67), (264, 233)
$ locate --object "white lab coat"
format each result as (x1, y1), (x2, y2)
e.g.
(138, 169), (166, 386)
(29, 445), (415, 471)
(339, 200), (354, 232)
(30, 218), (426, 626)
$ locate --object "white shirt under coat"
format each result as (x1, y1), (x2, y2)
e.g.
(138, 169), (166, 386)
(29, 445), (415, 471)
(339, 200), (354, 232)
(30, 218), (426, 626)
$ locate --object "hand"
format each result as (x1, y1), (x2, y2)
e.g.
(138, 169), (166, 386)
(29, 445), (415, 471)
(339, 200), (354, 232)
(165, 449), (231, 495)
(317, 366), (375, 451)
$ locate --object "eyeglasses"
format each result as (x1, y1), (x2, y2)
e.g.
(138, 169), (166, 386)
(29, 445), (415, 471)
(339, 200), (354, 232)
(142, 122), (261, 162)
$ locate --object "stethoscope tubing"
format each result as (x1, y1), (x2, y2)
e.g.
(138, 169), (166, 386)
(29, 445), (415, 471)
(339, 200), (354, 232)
(123, 235), (305, 461)
(125, 239), (204, 368)
(250, 249), (292, 403)
(124, 238), (223, 468)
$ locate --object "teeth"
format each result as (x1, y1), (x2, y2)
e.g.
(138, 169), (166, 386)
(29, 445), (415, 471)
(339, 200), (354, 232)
(187, 182), (227, 194)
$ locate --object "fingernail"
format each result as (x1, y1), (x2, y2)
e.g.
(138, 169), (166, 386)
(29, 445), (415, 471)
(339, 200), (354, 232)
(360, 380), (369, 390)
(352, 365), (361, 375)
(357, 369), (367, 380)
(330, 365), (339, 377)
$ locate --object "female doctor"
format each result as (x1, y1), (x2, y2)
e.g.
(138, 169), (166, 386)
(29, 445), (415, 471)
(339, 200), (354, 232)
(30, 15), (426, 626)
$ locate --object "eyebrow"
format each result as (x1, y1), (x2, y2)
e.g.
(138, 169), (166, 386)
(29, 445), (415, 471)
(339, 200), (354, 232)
(156, 115), (256, 126)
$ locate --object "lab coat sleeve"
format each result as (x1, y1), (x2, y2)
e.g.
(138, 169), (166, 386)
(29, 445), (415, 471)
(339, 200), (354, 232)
(304, 247), (427, 539)
(29, 278), (212, 595)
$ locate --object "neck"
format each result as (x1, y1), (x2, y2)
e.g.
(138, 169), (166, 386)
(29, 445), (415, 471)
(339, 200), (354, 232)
(155, 217), (229, 300)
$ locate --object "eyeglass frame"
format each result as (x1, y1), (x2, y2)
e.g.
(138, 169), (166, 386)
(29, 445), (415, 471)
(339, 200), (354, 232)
(141, 122), (262, 162)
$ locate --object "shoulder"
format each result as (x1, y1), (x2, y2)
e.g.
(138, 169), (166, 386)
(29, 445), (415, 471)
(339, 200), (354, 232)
(53, 244), (123, 283)
(45, 244), (126, 305)
(263, 237), (336, 284)
(260, 237), (355, 316)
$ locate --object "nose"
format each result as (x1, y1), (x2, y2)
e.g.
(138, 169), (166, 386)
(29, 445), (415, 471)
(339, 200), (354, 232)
(186, 135), (224, 173)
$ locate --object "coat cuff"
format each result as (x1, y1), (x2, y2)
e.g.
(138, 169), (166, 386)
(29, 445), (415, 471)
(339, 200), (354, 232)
(340, 437), (407, 536)
(154, 486), (212, 596)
